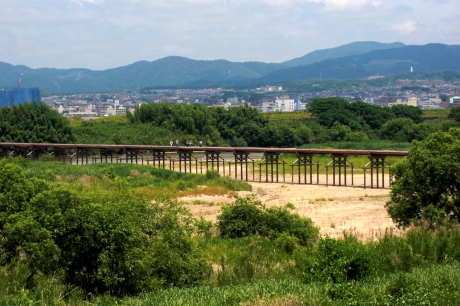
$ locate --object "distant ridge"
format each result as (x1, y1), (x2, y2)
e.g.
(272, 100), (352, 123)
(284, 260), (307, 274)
(0, 42), (458, 93)
(259, 43), (460, 82)
(282, 41), (405, 67)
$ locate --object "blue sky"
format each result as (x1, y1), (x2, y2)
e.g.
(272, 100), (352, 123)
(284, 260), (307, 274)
(1, 0), (458, 70)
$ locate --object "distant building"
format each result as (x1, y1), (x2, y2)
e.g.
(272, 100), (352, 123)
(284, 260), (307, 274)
(450, 96), (460, 108)
(275, 97), (295, 112)
(0, 88), (41, 107)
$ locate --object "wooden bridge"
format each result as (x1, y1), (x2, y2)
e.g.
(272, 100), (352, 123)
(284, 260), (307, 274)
(0, 142), (409, 189)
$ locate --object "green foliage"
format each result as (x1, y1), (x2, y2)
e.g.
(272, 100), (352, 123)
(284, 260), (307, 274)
(127, 102), (270, 146)
(298, 234), (375, 283)
(274, 232), (298, 255)
(194, 216), (213, 237)
(307, 97), (396, 131)
(0, 159), (211, 295)
(387, 128), (460, 227)
(217, 195), (319, 246)
(391, 104), (423, 123)
(0, 101), (74, 143)
(448, 106), (460, 122)
(380, 118), (420, 142)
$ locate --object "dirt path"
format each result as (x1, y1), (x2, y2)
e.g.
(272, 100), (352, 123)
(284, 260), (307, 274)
(181, 182), (404, 240)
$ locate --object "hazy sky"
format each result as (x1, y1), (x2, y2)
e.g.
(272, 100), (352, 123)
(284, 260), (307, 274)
(1, 0), (458, 70)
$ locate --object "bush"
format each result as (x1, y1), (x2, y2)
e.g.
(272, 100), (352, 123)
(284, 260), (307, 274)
(217, 195), (319, 247)
(298, 234), (375, 283)
(0, 159), (210, 295)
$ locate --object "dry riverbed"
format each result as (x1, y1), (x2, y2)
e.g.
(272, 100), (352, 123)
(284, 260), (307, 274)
(180, 182), (404, 240)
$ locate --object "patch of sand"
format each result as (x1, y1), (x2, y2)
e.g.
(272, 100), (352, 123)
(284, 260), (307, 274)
(180, 182), (404, 240)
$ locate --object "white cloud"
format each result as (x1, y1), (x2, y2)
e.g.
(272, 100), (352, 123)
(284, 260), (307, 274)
(390, 20), (418, 34)
(263, 0), (297, 7)
(0, 0), (459, 69)
(69, 0), (105, 5)
(308, 0), (370, 10)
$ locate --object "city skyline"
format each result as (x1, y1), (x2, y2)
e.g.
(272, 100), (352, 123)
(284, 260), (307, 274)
(1, 0), (459, 70)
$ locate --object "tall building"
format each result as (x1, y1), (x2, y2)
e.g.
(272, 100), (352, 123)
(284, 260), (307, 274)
(0, 88), (41, 107)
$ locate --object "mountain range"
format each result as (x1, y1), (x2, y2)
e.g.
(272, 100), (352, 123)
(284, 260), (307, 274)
(1, 41), (459, 94)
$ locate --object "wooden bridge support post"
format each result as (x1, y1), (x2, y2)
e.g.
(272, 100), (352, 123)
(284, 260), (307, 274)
(177, 150), (194, 173)
(326, 154), (353, 186)
(363, 155), (390, 189)
(291, 153), (320, 184)
(51, 147), (67, 162)
(260, 152), (286, 183)
(76, 148), (93, 165)
(149, 150), (168, 168)
(205, 151), (224, 175)
(98, 148), (115, 163)
(125, 149), (144, 164)
(232, 151), (252, 181)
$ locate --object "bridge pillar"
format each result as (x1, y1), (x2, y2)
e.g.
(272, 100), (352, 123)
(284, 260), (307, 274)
(259, 152), (286, 183)
(176, 150), (196, 173)
(291, 153), (320, 184)
(203, 151), (225, 175)
(124, 149), (143, 164)
(363, 155), (390, 189)
(230, 151), (254, 181)
(51, 147), (68, 162)
(326, 154), (354, 186)
(97, 148), (116, 163)
(75, 147), (93, 164)
(148, 150), (169, 168)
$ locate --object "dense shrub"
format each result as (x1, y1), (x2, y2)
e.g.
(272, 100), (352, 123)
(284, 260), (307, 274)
(0, 158), (211, 295)
(297, 234), (375, 283)
(217, 195), (319, 246)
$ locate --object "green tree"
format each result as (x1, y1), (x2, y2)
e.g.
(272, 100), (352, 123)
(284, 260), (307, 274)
(380, 118), (417, 142)
(448, 106), (460, 122)
(0, 101), (74, 143)
(391, 104), (423, 123)
(386, 128), (460, 228)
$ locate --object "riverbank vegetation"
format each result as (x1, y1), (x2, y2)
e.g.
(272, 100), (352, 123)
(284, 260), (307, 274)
(0, 157), (459, 304)
(2, 101), (460, 304)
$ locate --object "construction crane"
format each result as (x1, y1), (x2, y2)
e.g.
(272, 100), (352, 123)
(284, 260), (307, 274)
(17, 69), (24, 88)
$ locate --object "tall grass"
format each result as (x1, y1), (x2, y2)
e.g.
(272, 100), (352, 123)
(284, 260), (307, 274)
(131, 262), (460, 305)
(24, 161), (252, 198)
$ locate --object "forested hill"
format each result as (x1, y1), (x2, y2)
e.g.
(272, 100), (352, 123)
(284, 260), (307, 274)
(259, 44), (460, 82)
(0, 42), (458, 93)
(281, 41), (405, 67)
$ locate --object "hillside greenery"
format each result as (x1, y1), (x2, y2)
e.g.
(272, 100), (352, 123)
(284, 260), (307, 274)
(1, 43), (459, 93)
(260, 44), (460, 83)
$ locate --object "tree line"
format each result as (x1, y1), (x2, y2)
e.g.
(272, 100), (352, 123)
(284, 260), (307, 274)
(2, 100), (460, 148)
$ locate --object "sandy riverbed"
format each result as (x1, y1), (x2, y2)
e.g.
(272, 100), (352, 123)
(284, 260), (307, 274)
(180, 181), (404, 240)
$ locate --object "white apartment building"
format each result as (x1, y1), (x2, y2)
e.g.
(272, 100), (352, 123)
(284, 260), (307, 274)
(275, 97), (295, 112)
